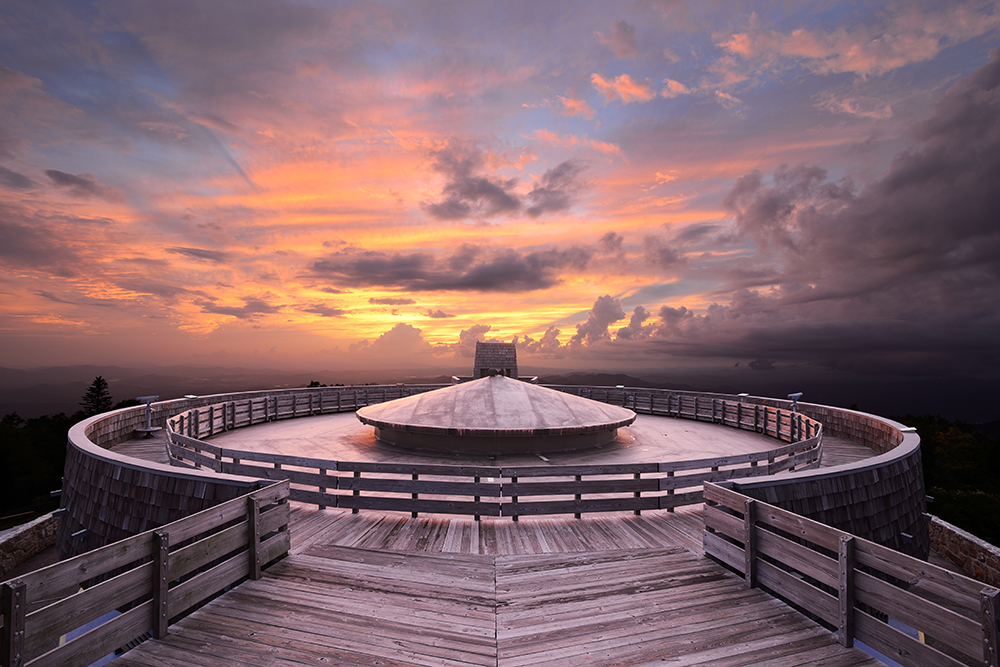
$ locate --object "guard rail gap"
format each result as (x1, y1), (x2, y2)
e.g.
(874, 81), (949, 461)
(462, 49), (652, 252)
(0, 481), (289, 667)
(703, 481), (1000, 667)
(164, 393), (822, 520)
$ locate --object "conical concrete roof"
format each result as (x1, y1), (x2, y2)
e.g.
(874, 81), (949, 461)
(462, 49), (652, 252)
(356, 375), (636, 454)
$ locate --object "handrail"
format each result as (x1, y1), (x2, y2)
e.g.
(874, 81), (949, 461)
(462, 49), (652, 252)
(0, 481), (290, 667)
(164, 393), (823, 519)
(703, 481), (1000, 667)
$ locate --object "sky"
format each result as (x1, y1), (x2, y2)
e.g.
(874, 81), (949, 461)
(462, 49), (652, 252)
(1, 1), (999, 387)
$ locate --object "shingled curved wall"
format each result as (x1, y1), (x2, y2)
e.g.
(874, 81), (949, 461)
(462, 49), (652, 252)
(58, 405), (260, 559)
(58, 386), (927, 561)
(732, 402), (927, 560)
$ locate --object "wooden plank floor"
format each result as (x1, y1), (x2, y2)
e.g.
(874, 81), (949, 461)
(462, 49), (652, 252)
(113, 506), (883, 667)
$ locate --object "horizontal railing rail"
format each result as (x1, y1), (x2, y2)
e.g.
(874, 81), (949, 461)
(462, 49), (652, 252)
(703, 481), (1000, 667)
(164, 394), (822, 519)
(0, 481), (289, 667)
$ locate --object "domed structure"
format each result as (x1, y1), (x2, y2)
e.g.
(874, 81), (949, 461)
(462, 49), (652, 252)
(355, 375), (636, 454)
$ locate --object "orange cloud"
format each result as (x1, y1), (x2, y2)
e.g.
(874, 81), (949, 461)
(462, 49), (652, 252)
(558, 95), (595, 119)
(591, 73), (657, 104)
(719, 4), (1000, 77)
(532, 129), (622, 156)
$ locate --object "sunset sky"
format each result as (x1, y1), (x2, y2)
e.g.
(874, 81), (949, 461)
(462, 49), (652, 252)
(2, 1), (999, 383)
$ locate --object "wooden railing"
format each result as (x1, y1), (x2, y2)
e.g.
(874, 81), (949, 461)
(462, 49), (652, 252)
(164, 394), (822, 519)
(0, 482), (289, 667)
(703, 481), (1000, 667)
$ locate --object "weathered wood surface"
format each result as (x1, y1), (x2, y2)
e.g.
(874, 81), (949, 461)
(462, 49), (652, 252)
(703, 481), (986, 667)
(112, 505), (880, 667)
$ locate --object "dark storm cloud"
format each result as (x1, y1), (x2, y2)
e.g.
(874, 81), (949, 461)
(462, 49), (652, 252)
(642, 235), (684, 267)
(421, 149), (584, 221)
(571, 295), (625, 346)
(369, 297), (415, 305)
(422, 148), (520, 220)
(45, 169), (122, 200)
(0, 211), (79, 277)
(197, 297), (280, 319)
(311, 244), (591, 292)
(166, 247), (230, 263)
(0, 166), (35, 190)
(689, 48), (1000, 376)
(525, 160), (585, 217)
(303, 304), (347, 317)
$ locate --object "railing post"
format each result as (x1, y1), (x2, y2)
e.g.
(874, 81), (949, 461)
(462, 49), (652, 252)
(1, 580), (25, 667)
(411, 473), (419, 518)
(838, 535), (855, 647)
(474, 475), (481, 522)
(666, 470), (674, 513)
(249, 496), (262, 580)
(743, 498), (757, 588)
(984, 586), (1000, 667)
(634, 472), (642, 516)
(511, 474), (519, 522)
(318, 467), (326, 510)
(575, 474), (583, 519)
(352, 471), (360, 514)
(153, 530), (170, 639)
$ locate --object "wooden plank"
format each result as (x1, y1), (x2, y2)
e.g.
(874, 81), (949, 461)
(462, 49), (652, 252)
(166, 531), (288, 620)
(756, 558), (839, 626)
(657, 489), (703, 509)
(853, 537), (983, 607)
(838, 535), (855, 648)
(658, 465), (769, 490)
(221, 449), (340, 470)
(853, 569), (981, 660)
(24, 562), (152, 657)
(744, 498), (757, 588)
(337, 461), (502, 477)
(703, 530), (743, 572)
(702, 482), (747, 511)
(17, 531), (153, 610)
(703, 505), (742, 542)
(756, 528), (839, 588)
(749, 499), (844, 552)
(500, 463), (659, 477)
(27, 600), (152, 667)
(503, 496), (660, 517)
(249, 497), (261, 581)
(335, 495), (502, 516)
(855, 610), (966, 667)
(504, 478), (660, 496)
(2, 581), (25, 667)
(222, 461), (338, 487)
(167, 503), (287, 582)
(339, 477), (503, 497)
(152, 531), (168, 640)
(985, 587), (1000, 667)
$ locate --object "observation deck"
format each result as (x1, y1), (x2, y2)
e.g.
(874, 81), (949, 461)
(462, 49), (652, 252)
(4, 384), (991, 667)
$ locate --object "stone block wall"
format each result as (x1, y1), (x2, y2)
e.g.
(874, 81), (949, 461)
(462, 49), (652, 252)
(0, 512), (57, 579)
(929, 515), (1000, 587)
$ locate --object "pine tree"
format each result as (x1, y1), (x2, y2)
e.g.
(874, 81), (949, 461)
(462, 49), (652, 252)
(80, 376), (114, 417)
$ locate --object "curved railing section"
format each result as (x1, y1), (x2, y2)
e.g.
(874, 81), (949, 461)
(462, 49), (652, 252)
(164, 389), (823, 519)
